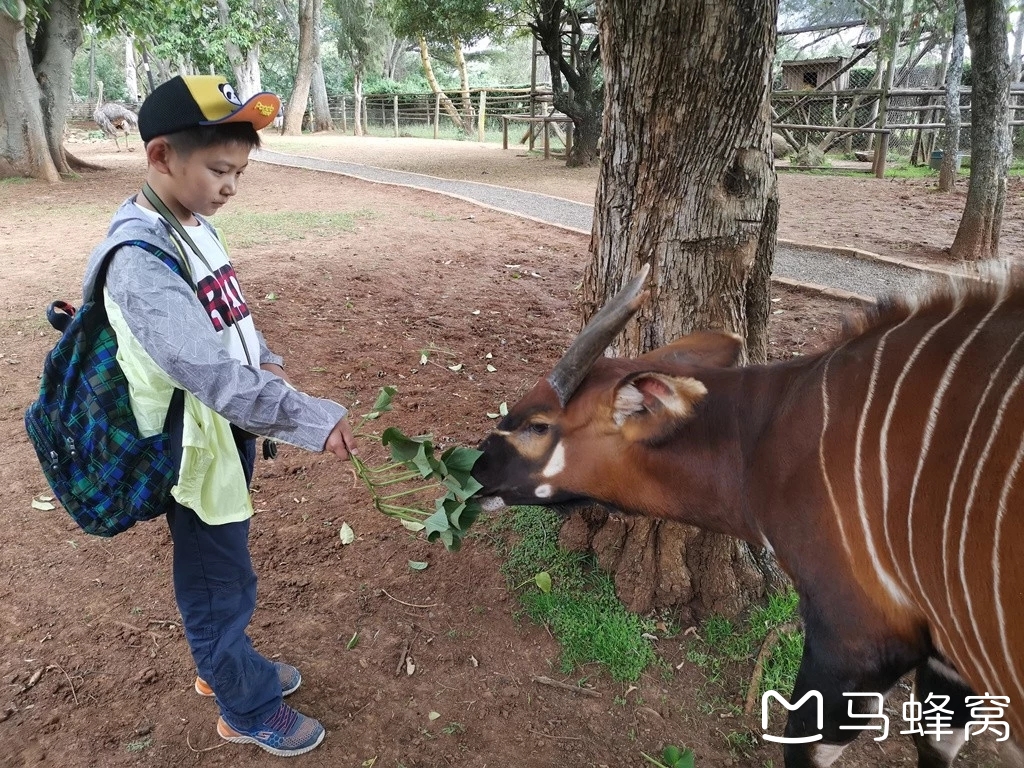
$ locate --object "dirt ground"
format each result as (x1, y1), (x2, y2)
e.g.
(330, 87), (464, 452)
(0, 133), (1013, 768)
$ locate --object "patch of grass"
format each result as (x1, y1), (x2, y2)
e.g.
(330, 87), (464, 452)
(216, 210), (372, 247)
(686, 589), (803, 711)
(0, 176), (31, 185)
(492, 506), (657, 682)
(124, 735), (152, 752)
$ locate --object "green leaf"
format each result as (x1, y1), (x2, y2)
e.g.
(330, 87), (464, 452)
(401, 520), (426, 532)
(535, 571), (552, 594)
(408, 560), (429, 571)
(423, 507), (450, 539)
(346, 631), (359, 650)
(382, 428), (436, 478)
(499, 401), (509, 416)
(370, 386), (397, 413)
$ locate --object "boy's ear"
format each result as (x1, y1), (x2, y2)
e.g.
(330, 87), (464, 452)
(145, 137), (173, 174)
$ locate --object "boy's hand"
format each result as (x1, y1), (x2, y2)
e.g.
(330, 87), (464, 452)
(325, 417), (358, 460)
(261, 362), (291, 385)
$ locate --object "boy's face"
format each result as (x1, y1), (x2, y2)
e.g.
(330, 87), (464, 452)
(165, 141), (251, 217)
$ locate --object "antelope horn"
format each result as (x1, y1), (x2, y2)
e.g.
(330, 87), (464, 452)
(547, 264), (651, 407)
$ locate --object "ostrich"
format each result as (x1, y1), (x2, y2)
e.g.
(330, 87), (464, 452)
(93, 80), (138, 151)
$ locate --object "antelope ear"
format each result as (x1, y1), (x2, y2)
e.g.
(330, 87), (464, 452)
(638, 331), (744, 369)
(612, 373), (707, 442)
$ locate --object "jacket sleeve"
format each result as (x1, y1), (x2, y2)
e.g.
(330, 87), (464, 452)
(102, 244), (346, 451)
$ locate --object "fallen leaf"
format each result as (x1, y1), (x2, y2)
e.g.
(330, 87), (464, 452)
(419, 352), (429, 365)
(401, 520), (425, 532)
(31, 499), (55, 511)
(265, 292), (278, 301)
(346, 632), (359, 650)
(485, 352), (493, 359)
(405, 656), (415, 676)
(535, 571), (552, 594)
(448, 363), (463, 372)
(486, 365), (497, 373)
(408, 560), (429, 571)
(469, 655), (479, 667)
(428, 711), (441, 721)
(362, 758), (377, 768)
(471, 310), (481, 315)
(499, 401), (509, 417)
(486, 412), (500, 419)
(339, 523), (355, 545)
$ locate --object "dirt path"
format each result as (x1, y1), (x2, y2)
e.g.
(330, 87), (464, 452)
(0, 137), (1003, 768)
(260, 133), (1024, 271)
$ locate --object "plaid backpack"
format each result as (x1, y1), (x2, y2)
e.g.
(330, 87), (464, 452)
(24, 240), (194, 536)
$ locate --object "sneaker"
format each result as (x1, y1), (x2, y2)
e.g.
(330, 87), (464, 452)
(195, 662), (302, 698)
(217, 702), (325, 757)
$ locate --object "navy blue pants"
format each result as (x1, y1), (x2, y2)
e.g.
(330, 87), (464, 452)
(165, 437), (281, 730)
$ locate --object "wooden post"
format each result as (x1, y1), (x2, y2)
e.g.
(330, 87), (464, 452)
(478, 90), (487, 142)
(873, 132), (889, 178)
(393, 94), (399, 137)
(502, 116), (509, 150)
(363, 97), (369, 134)
(433, 92), (441, 139)
(530, 37), (538, 151)
(543, 119), (550, 159)
(340, 95), (348, 133)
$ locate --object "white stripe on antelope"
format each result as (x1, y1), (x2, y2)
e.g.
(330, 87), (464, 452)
(472, 266), (1024, 768)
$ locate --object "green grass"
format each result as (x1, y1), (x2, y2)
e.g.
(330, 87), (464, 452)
(492, 506), (657, 682)
(216, 210), (371, 247)
(689, 589), (803, 703)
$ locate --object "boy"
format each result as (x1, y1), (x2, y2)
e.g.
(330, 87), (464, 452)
(81, 75), (355, 757)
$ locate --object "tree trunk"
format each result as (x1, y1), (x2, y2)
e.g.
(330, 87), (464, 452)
(570, 0), (780, 622)
(939, 0), (966, 193)
(0, 4), (60, 181)
(125, 35), (139, 102)
(417, 36), (466, 133)
(310, 60), (332, 131)
(453, 36), (474, 131)
(282, 0), (318, 135)
(352, 67), (364, 136)
(950, 0), (1011, 260)
(307, 0), (331, 132)
(32, 0), (81, 176)
(1011, 5), (1024, 84)
(217, 0), (262, 98)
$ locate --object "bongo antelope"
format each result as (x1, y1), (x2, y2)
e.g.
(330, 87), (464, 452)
(472, 266), (1024, 767)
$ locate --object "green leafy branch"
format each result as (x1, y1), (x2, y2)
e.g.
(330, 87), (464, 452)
(350, 386), (483, 552)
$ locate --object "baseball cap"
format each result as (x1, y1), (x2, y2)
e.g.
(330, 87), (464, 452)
(138, 75), (281, 142)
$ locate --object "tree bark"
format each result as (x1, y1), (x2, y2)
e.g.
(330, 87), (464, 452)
(950, 0), (1011, 260)
(570, 0), (780, 621)
(125, 35), (139, 102)
(0, 4), (60, 181)
(32, 0), (81, 176)
(939, 0), (966, 193)
(308, 0), (331, 132)
(417, 36), (466, 133)
(310, 59), (332, 131)
(352, 68), (364, 136)
(282, 0), (319, 135)
(453, 36), (474, 130)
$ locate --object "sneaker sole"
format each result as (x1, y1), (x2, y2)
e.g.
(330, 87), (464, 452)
(219, 729), (325, 757)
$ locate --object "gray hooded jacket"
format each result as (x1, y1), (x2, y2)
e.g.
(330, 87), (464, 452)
(82, 197), (346, 452)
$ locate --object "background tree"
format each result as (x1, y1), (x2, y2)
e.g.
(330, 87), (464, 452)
(569, 0), (781, 620)
(216, 0), (263, 99)
(938, 0), (965, 193)
(385, 0), (500, 134)
(950, 0), (1011, 260)
(524, 0), (602, 167)
(282, 0), (320, 134)
(335, 0), (390, 135)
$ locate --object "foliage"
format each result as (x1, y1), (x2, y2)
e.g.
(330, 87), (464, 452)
(689, 590), (803, 702)
(383, 0), (502, 49)
(333, 0), (391, 77)
(641, 745), (696, 768)
(493, 505), (658, 681)
(351, 387), (484, 552)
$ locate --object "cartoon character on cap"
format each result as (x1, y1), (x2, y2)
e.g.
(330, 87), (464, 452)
(138, 75), (281, 142)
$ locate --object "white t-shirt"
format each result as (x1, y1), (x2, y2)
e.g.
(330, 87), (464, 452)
(133, 202), (261, 367)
